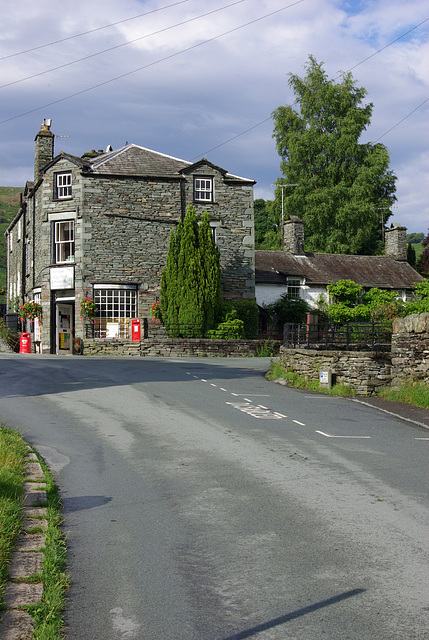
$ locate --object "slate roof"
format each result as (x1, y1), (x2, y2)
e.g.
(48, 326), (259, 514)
(255, 251), (424, 290)
(48, 144), (254, 183)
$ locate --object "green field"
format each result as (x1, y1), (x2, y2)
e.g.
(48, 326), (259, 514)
(0, 186), (22, 293)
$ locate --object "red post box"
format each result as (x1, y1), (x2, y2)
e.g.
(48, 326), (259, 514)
(19, 332), (32, 354)
(131, 319), (141, 342)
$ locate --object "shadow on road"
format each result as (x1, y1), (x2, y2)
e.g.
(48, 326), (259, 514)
(222, 588), (366, 639)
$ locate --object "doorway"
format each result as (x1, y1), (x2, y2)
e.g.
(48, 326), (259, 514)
(56, 303), (74, 354)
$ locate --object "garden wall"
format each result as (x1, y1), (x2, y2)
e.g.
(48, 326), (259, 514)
(278, 312), (429, 395)
(278, 348), (392, 396)
(82, 337), (281, 358)
(391, 313), (429, 385)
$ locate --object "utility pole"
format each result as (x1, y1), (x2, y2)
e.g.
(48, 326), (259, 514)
(274, 183), (299, 236)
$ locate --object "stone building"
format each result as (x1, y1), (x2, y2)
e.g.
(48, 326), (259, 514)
(6, 120), (255, 354)
(256, 217), (423, 309)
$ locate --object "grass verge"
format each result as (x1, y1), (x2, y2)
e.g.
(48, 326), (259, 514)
(267, 359), (356, 397)
(378, 383), (429, 409)
(0, 425), (69, 639)
(268, 359), (429, 408)
(0, 427), (27, 595)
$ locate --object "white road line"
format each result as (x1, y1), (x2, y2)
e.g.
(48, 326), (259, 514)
(258, 405), (268, 409)
(244, 398), (252, 402)
(210, 383), (217, 387)
(273, 412), (287, 418)
(293, 420), (306, 426)
(316, 430), (371, 439)
(415, 437), (429, 440)
(220, 388), (227, 391)
(200, 379), (207, 382)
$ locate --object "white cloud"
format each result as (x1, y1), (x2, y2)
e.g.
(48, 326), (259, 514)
(1, 0), (428, 233)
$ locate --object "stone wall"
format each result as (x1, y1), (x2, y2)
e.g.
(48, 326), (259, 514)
(277, 312), (429, 395)
(391, 313), (429, 385)
(278, 348), (392, 396)
(82, 337), (281, 358)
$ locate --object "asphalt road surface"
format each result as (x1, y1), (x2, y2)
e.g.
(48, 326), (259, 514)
(0, 354), (428, 640)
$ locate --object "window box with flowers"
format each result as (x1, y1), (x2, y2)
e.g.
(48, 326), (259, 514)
(19, 301), (42, 324)
(80, 296), (97, 324)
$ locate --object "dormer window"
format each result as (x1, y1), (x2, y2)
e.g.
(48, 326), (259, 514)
(194, 177), (214, 202)
(55, 172), (72, 199)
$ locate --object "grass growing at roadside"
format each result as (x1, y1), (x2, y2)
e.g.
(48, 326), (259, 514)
(0, 426), (69, 639)
(267, 359), (356, 398)
(0, 427), (26, 599)
(25, 454), (69, 640)
(378, 383), (429, 409)
(268, 359), (429, 407)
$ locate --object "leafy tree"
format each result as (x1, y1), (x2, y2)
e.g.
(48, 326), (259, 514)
(254, 198), (282, 249)
(416, 228), (429, 277)
(407, 232), (424, 244)
(405, 279), (429, 314)
(265, 293), (310, 331)
(327, 279), (363, 304)
(272, 55), (397, 255)
(322, 280), (405, 323)
(160, 205), (221, 338)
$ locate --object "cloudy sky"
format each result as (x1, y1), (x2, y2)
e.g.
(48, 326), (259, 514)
(1, 0), (428, 233)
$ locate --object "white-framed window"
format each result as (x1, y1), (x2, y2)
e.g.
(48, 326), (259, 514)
(194, 177), (214, 202)
(54, 220), (74, 263)
(287, 278), (301, 299)
(93, 285), (137, 339)
(55, 172), (72, 199)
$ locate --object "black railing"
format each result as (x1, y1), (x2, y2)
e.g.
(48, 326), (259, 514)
(283, 321), (392, 352)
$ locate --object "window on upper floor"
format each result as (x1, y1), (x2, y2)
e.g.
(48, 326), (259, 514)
(54, 172), (72, 199)
(194, 177), (214, 203)
(287, 278), (302, 299)
(53, 220), (74, 263)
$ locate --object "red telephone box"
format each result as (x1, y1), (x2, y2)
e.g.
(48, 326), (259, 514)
(131, 319), (141, 341)
(19, 332), (31, 354)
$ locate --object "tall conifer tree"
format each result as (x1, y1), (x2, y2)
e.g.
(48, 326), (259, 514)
(160, 205), (221, 337)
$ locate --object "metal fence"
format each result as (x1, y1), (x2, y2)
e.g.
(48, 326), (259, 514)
(283, 321), (392, 352)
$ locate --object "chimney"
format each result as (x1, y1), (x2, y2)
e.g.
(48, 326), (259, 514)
(385, 223), (407, 261)
(283, 216), (304, 254)
(34, 118), (54, 183)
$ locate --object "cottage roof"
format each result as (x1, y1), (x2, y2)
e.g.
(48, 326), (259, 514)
(255, 251), (424, 290)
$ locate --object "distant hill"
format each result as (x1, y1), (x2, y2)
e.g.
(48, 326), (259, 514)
(0, 186), (23, 292)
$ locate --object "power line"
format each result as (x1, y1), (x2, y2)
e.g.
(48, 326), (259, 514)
(0, 0), (192, 61)
(195, 16), (429, 158)
(373, 97), (429, 142)
(0, 0), (247, 90)
(0, 0), (304, 126)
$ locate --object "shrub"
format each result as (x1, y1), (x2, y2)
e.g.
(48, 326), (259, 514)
(218, 299), (259, 339)
(207, 310), (245, 339)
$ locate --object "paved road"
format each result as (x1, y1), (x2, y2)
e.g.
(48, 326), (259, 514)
(0, 354), (428, 640)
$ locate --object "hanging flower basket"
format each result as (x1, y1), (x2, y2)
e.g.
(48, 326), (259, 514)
(18, 301), (42, 323)
(80, 296), (97, 324)
(150, 301), (163, 324)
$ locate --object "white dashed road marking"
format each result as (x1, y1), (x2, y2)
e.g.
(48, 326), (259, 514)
(316, 430), (371, 439)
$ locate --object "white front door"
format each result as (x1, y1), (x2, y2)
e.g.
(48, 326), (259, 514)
(56, 303), (73, 354)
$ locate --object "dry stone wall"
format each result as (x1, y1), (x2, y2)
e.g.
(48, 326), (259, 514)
(391, 313), (429, 385)
(278, 348), (392, 396)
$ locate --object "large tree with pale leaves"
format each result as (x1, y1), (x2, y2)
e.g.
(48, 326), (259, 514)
(272, 56), (397, 255)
